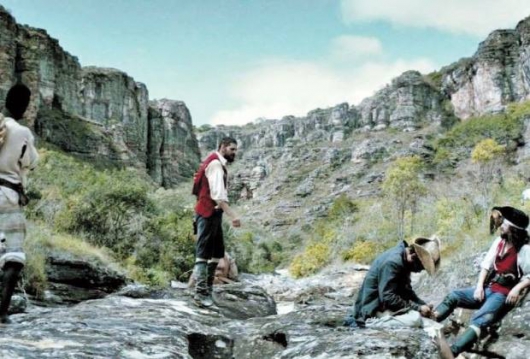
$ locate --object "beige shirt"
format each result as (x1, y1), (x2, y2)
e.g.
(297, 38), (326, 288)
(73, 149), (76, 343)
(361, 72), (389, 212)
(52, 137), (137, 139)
(205, 151), (229, 203)
(0, 118), (39, 187)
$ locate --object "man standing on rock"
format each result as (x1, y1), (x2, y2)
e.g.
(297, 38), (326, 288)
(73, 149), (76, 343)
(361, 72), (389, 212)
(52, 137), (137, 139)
(191, 137), (240, 307)
(0, 84), (39, 323)
(433, 206), (530, 358)
(346, 236), (441, 328)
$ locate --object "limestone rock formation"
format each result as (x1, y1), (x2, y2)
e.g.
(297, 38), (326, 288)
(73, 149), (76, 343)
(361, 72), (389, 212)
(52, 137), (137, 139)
(442, 16), (530, 119)
(0, 5), (199, 188)
(357, 70), (452, 131)
(148, 99), (201, 187)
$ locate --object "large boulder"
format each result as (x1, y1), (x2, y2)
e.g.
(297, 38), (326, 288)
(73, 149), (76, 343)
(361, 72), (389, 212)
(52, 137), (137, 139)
(44, 251), (128, 303)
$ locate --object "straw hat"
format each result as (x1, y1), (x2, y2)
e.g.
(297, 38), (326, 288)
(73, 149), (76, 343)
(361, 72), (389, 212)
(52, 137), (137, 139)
(411, 236), (441, 276)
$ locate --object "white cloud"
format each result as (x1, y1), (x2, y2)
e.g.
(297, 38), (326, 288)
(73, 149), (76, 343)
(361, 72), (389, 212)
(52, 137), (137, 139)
(330, 35), (383, 61)
(210, 58), (437, 126)
(340, 0), (530, 37)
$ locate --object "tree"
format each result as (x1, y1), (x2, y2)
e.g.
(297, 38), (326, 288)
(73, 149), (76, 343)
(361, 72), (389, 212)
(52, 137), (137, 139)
(382, 156), (426, 241)
(471, 138), (505, 211)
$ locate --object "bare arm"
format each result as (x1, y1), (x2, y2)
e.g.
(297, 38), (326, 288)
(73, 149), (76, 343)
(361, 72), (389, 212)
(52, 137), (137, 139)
(506, 277), (530, 305)
(217, 201), (240, 227)
(473, 268), (489, 301)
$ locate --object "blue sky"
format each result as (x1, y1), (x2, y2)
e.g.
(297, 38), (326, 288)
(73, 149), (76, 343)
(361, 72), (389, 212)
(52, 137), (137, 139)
(2, 0), (530, 126)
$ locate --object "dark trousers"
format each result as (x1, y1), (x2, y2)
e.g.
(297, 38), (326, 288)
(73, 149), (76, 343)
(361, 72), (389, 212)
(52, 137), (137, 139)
(195, 211), (224, 261)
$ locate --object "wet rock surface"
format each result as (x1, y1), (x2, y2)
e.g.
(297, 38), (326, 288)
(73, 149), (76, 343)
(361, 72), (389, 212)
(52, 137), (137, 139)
(0, 265), (444, 359)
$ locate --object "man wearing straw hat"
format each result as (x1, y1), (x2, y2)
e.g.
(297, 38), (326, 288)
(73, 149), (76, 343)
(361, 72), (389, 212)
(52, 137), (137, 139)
(346, 236), (441, 328)
(433, 206), (530, 358)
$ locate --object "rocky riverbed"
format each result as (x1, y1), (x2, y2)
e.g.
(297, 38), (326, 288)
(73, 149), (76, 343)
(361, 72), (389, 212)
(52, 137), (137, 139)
(0, 264), (441, 359)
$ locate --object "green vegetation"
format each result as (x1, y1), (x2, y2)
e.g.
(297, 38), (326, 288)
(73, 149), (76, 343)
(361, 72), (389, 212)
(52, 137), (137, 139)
(287, 102), (530, 278)
(289, 195), (358, 278)
(424, 71), (443, 89)
(23, 223), (114, 296)
(382, 156), (426, 240)
(26, 99), (530, 286)
(27, 147), (196, 289)
(195, 124), (213, 133)
(341, 239), (379, 264)
(471, 139), (505, 210)
(432, 108), (525, 168)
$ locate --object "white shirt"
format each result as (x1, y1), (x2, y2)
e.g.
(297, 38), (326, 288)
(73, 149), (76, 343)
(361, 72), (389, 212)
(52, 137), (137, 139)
(0, 118), (38, 186)
(480, 236), (530, 280)
(205, 151), (228, 203)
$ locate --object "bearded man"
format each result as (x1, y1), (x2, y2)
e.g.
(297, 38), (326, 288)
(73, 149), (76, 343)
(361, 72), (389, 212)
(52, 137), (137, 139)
(433, 206), (530, 358)
(191, 137), (241, 307)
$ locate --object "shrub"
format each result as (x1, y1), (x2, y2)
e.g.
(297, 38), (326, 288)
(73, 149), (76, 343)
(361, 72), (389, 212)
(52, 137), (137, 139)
(382, 156), (426, 240)
(28, 147), (199, 285)
(289, 241), (331, 278)
(433, 113), (523, 167)
(341, 239), (379, 264)
(56, 173), (151, 258)
(328, 194), (358, 220)
(133, 208), (196, 281)
(471, 139), (505, 210)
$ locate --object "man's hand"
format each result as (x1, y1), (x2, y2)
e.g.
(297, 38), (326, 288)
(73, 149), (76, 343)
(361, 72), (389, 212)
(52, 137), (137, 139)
(473, 286), (484, 302)
(232, 218), (241, 228)
(419, 305), (433, 318)
(506, 287), (520, 305)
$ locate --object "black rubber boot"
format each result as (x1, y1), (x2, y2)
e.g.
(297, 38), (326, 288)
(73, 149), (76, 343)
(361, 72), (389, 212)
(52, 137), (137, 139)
(450, 327), (478, 357)
(207, 262), (217, 295)
(434, 294), (458, 322)
(193, 262), (213, 308)
(0, 263), (22, 324)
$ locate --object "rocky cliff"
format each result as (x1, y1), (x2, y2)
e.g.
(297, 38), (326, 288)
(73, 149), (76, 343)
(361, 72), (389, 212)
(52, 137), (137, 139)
(194, 17), (530, 227)
(198, 71), (451, 156)
(0, 6), (200, 187)
(441, 16), (530, 119)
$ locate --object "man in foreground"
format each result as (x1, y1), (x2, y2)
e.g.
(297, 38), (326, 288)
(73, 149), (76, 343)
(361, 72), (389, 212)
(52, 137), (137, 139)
(191, 137), (241, 307)
(0, 84), (39, 323)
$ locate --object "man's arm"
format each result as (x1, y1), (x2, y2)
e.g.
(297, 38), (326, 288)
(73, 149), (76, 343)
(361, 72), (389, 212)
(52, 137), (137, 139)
(506, 277), (530, 305)
(205, 160), (240, 227)
(378, 262), (423, 312)
(507, 245), (530, 305)
(475, 237), (501, 301)
(217, 201), (240, 227)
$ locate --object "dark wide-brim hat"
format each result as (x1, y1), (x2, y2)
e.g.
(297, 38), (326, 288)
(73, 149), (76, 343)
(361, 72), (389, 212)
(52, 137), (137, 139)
(492, 206), (529, 231)
(411, 236), (441, 276)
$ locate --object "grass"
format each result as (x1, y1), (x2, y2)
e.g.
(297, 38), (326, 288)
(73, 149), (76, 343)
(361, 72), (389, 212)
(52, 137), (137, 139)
(23, 222), (115, 297)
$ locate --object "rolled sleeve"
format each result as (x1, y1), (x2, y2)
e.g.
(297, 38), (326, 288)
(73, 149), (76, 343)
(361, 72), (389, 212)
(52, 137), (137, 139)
(480, 237), (501, 271)
(205, 160), (228, 203)
(518, 245), (530, 280)
(21, 131), (39, 171)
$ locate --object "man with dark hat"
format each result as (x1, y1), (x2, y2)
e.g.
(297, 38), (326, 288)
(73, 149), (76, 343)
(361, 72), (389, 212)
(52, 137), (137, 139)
(346, 236), (441, 328)
(433, 206), (530, 358)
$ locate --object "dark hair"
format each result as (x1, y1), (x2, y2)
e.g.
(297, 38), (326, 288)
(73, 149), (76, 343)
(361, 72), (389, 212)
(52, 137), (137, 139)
(509, 227), (530, 252)
(5, 84), (31, 120)
(218, 136), (237, 150)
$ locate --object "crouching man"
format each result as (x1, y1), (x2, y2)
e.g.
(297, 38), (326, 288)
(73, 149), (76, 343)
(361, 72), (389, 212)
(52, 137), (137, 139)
(346, 237), (441, 328)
